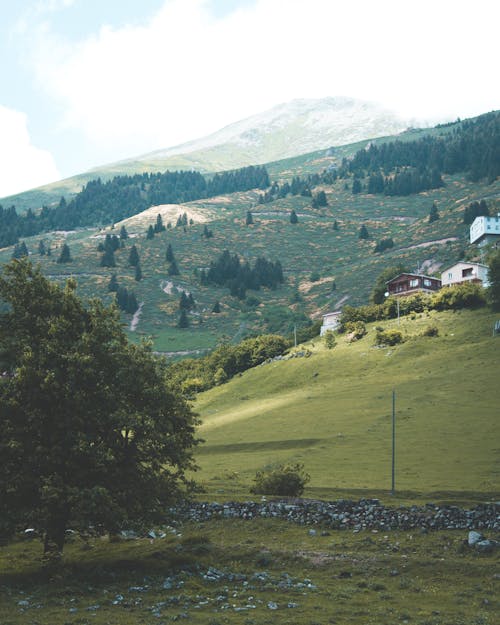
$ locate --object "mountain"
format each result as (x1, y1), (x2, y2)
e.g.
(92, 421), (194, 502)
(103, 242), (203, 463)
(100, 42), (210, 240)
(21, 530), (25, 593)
(126, 96), (412, 173)
(2, 97), (412, 212)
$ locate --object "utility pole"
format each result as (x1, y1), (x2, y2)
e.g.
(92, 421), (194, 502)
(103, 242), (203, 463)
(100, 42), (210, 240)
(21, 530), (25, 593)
(294, 324), (297, 348)
(391, 389), (396, 496)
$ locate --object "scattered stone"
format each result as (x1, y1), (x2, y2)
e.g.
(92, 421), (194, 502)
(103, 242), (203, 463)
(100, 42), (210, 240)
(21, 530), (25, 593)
(267, 601), (278, 610)
(468, 530), (483, 546)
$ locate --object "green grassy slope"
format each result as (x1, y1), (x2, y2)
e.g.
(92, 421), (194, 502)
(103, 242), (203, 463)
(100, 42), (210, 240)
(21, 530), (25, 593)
(1, 118), (499, 354)
(193, 308), (499, 501)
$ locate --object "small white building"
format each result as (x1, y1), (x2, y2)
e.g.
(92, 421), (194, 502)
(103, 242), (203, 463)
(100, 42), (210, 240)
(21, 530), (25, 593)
(441, 261), (490, 288)
(470, 215), (500, 246)
(320, 311), (342, 336)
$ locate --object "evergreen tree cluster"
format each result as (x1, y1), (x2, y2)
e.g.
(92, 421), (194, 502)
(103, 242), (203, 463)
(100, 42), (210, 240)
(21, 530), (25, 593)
(0, 165), (270, 246)
(257, 170), (337, 205)
(200, 250), (284, 299)
(463, 199), (490, 224)
(344, 111), (499, 195)
(115, 285), (139, 314)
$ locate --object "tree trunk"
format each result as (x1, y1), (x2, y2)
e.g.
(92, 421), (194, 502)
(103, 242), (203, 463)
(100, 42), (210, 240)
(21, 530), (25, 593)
(43, 504), (69, 562)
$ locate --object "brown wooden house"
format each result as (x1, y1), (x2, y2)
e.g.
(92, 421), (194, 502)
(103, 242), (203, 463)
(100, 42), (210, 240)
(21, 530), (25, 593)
(386, 273), (441, 297)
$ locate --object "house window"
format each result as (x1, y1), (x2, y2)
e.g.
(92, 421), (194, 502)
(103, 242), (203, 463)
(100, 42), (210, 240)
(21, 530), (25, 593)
(423, 279), (432, 287)
(462, 268), (473, 277)
(410, 279), (419, 287)
(448, 272), (453, 280)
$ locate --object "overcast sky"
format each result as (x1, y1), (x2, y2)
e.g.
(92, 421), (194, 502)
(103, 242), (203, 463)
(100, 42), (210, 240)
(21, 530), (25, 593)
(1, 0), (499, 198)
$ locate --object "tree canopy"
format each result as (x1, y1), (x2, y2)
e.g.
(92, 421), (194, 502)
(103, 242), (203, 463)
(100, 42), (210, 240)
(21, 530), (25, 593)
(0, 260), (199, 558)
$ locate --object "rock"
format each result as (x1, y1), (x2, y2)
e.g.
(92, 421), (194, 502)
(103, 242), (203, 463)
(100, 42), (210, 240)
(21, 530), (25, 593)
(468, 530), (483, 546)
(475, 540), (496, 553)
(267, 601), (278, 610)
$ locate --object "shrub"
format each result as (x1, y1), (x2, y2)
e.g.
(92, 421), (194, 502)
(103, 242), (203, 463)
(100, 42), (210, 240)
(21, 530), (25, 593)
(250, 463), (310, 496)
(344, 320), (367, 341)
(431, 283), (486, 311)
(324, 330), (336, 349)
(422, 324), (439, 337)
(374, 328), (404, 346)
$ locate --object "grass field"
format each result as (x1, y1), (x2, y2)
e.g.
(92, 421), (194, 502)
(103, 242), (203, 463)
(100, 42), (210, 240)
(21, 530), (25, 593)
(1, 518), (498, 625)
(193, 308), (500, 503)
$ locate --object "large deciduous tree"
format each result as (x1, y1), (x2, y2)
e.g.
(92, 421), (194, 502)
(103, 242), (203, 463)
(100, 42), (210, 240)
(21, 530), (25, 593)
(0, 260), (199, 559)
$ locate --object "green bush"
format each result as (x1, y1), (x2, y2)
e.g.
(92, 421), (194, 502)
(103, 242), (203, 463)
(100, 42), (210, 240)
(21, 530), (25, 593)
(324, 330), (336, 349)
(431, 282), (486, 311)
(250, 463), (310, 496)
(344, 320), (367, 340)
(422, 324), (439, 337)
(374, 328), (404, 346)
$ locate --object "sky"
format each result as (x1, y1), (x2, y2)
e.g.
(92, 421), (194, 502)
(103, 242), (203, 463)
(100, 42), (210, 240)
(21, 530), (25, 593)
(0, 0), (499, 198)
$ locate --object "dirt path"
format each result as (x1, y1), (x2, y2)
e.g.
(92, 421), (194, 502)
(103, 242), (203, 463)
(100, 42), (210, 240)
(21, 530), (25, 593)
(130, 302), (144, 332)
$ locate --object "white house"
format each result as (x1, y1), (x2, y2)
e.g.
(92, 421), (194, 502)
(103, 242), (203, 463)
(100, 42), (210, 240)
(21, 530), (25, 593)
(441, 262), (490, 288)
(320, 311), (342, 336)
(470, 215), (500, 246)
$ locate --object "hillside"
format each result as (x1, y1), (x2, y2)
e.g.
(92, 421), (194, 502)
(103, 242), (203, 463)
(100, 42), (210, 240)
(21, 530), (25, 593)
(1, 97), (411, 213)
(0, 112), (498, 355)
(193, 307), (499, 501)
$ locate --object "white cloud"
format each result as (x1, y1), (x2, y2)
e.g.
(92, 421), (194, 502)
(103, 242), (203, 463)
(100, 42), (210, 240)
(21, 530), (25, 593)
(0, 105), (60, 198)
(20, 0), (500, 166)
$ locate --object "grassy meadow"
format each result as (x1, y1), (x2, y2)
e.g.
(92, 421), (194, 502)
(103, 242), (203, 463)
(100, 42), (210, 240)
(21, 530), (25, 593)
(193, 308), (500, 503)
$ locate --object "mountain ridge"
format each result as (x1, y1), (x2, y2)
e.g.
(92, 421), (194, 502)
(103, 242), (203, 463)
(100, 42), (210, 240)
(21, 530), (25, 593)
(2, 97), (414, 212)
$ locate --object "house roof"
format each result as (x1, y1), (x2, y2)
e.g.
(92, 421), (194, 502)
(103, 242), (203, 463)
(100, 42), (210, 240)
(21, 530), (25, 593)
(441, 261), (489, 272)
(386, 273), (440, 284)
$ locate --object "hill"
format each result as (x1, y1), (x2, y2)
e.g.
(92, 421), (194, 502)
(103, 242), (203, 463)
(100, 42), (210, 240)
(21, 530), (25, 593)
(0, 112), (498, 355)
(193, 307), (499, 502)
(1, 97), (411, 213)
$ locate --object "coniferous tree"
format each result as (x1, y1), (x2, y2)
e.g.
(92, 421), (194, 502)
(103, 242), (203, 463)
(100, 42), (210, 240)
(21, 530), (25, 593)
(168, 259), (179, 276)
(178, 308), (189, 328)
(135, 264), (143, 282)
(108, 273), (119, 292)
(119, 225), (128, 240)
(126, 292), (139, 315)
(38, 240), (46, 256)
(352, 178), (362, 194)
(332, 220), (339, 231)
(146, 225), (155, 240)
(212, 300), (221, 313)
(100, 248), (116, 267)
(358, 224), (369, 239)
(290, 209), (298, 224)
(128, 244), (140, 267)
(166, 244), (174, 263)
(57, 243), (72, 263)
(246, 211), (254, 225)
(12, 242), (28, 259)
(428, 202), (440, 223)
(179, 291), (189, 310)
(154, 214), (166, 233)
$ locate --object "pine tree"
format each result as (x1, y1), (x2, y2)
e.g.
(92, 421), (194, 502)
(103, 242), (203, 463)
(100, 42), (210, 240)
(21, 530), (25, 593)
(38, 240), (46, 256)
(178, 308), (189, 328)
(108, 273), (119, 292)
(100, 248), (116, 267)
(134, 264), (143, 282)
(290, 209), (298, 224)
(246, 211), (254, 225)
(119, 225), (128, 240)
(332, 220), (339, 231)
(358, 224), (369, 240)
(12, 242), (28, 259)
(212, 300), (221, 313)
(128, 244), (140, 267)
(168, 259), (179, 276)
(57, 243), (72, 263)
(126, 292), (139, 314)
(428, 202), (440, 223)
(146, 225), (155, 240)
(179, 291), (189, 310)
(154, 214), (166, 233)
(352, 178), (362, 194)
(166, 244), (174, 263)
